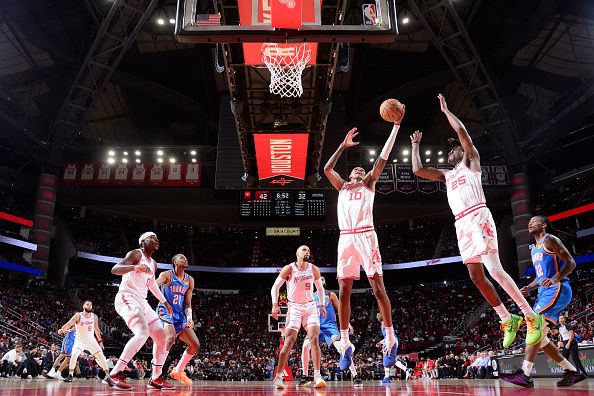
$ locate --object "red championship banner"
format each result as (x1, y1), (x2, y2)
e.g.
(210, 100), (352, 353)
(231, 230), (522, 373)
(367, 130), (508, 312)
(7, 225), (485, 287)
(238, 0), (318, 65)
(131, 163), (148, 185)
(149, 163), (165, 185)
(184, 162), (202, 186)
(97, 163), (112, 184)
(113, 163), (130, 185)
(165, 163), (183, 186)
(254, 133), (309, 183)
(62, 163), (78, 184)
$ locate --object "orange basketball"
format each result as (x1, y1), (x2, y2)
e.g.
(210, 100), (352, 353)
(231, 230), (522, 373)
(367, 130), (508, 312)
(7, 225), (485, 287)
(380, 98), (404, 123)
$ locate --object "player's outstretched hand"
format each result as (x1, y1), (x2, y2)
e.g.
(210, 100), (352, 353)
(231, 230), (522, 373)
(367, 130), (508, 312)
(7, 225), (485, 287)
(438, 93), (448, 113)
(319, 306), (327, 321)
(57, 328), (67, 335)
(520, 286), (531, 297)
(341, 128), (360, 149)
(410, 130), (423, 144)
(540, 277), (555, 287)
(184, 319), (194, 329)
(135, 262), (152, 274)
(271, 303), (281, 320)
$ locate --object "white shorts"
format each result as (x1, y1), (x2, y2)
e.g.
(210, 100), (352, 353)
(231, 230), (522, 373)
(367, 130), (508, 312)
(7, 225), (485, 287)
(72, 337), (103, 356)
(455, 207), (498, 264)
(337, 230), (382, 279)
(285, 301), (320, 332)
(114, 292), (160, 329)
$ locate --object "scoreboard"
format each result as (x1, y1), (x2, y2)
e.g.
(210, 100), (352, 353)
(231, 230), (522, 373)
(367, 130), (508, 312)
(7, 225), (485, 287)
(240, 190), (326, 219)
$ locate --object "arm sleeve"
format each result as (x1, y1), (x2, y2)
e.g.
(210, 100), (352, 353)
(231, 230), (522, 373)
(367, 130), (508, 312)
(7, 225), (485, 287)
(271, 276), (285, 304)
(314, 278), (325, 304)
(380, 124), (400, 160)
(185, 307), (193, 321)
(148, 279), (167, 304)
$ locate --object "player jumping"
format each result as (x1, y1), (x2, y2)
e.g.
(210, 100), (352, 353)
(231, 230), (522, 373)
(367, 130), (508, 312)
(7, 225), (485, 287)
(324, 111), (404, 371)
(271, 245), (327, 389)
(155, 253), (200, 385)
(57, 300), (110, 383)
(501, 216), (586, 387)
(411, 94), (543, 349)
(300, 276), (361, 387)
(105, 232), (174, 390)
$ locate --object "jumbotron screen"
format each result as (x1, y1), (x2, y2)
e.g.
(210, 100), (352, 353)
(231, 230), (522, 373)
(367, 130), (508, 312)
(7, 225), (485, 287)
(240, 190), (326, 219)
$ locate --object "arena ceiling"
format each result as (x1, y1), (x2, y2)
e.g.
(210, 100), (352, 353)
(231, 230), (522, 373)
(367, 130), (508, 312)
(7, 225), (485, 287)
(0, 0), (593, 181)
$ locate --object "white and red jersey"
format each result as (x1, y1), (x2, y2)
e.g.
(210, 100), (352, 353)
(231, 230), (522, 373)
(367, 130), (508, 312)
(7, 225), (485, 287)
(445, 162), (487, 220)
(286, 262), (314, 304)
(337, 181), (375, 232)
(118, 249), (156, 299)
(75, 312), (95, 340)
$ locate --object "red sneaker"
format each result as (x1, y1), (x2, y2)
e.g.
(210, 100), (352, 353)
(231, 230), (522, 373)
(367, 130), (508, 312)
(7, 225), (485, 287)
(104, 373), (132, 390)
(148, 377), (163, 390)
(160, 376), (175, 390)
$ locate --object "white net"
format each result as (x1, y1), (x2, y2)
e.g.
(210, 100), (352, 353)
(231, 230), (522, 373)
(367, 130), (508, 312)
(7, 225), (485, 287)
(261, 43), (312, 98)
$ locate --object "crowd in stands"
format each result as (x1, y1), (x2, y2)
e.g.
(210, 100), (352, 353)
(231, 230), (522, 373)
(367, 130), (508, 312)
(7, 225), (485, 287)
(1, 267), (592, 382)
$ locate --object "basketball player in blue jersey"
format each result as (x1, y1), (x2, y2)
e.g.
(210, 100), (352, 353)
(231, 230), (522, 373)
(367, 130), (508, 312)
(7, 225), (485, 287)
(155, 253), (199, 386)
(501, 216), (586, 388)
(299, 276), (362, 387)
(47, 329), (75, 379)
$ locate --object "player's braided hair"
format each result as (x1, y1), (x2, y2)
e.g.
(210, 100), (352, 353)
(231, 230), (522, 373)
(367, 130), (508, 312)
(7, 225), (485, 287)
(171, 254), (183, 266)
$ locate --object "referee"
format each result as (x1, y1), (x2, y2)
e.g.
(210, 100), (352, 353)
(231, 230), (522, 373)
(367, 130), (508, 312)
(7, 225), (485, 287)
(558, 315), (587, 376)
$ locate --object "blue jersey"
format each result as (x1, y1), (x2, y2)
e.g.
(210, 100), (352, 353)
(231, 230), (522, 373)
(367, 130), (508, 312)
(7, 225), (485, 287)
(314, 291), (336, 325)
(531, 240), (569, 289)
(161, 270), (189, 314)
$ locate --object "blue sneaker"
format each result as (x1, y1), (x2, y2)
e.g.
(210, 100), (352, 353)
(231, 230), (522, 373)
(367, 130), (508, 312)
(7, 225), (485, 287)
(383, 335), (398, 367)
(339, 343), (354, 371)
(380, 376), (392, 384)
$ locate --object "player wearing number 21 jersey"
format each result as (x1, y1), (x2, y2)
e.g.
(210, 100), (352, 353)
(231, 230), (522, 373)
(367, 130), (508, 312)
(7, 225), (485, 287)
(411, 94), (544, 350)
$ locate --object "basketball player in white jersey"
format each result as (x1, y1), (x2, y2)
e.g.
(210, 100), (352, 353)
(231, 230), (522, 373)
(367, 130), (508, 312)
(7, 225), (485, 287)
(105, 232), (175, 390)
(410, 93), (543, 348)
(324, 113), (403, 370)
(271, 245), (327, 389)
(57, 300), (110, 383)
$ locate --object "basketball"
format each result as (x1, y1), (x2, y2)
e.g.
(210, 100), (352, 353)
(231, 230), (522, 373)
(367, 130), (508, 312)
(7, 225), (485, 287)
(380, 98), (404, 123)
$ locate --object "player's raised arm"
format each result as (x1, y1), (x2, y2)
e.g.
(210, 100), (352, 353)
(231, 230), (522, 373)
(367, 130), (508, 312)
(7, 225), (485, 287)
(368, 107), (405, 185)
(324, 128), (358, 190)
(411, 130), (446, 182)
(540, 235), (577, 287)
(111, 249), (144, 275)
(438, 93), (480, 161)
(58, 313), (80, 334)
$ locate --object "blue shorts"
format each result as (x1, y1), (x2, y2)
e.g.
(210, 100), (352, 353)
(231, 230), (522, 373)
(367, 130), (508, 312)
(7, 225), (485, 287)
(319, 323), (340, 345)
(533, 282), (572, 325)
(157, 304), (187, 335)
(61, 333), (75, 356)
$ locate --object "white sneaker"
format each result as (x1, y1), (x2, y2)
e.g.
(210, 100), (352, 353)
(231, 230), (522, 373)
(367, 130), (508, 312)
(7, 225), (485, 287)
(272, 376), (285, 389)
(314, 376), (326, 388)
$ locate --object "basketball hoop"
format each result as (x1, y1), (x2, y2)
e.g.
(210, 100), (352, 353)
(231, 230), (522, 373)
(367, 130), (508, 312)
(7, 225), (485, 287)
(261, 43), (311, 98)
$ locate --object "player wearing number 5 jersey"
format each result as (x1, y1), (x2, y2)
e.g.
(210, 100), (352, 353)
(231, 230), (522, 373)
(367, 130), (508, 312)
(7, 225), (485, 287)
(155, 254), (200, 385)
(324, 112), (404, 371)
(411, 94), (543, 349)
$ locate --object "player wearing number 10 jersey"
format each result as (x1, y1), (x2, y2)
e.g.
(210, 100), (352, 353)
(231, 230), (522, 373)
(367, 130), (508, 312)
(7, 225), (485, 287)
(411, 94), (543, 350)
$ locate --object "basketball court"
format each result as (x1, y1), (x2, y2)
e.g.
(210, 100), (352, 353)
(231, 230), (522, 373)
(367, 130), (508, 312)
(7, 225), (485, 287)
(2, 379), (593, 395)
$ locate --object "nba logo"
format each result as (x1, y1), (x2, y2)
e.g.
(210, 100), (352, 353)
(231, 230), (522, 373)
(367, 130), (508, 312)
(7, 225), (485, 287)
(362, 4), (377, 25)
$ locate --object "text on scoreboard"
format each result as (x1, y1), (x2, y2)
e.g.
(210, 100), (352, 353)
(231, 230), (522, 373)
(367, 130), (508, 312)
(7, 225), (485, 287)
(240, 190), (326, 219)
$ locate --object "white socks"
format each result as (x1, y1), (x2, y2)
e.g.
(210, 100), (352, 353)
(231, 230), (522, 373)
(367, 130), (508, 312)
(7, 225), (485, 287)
(301, 338), (311, 377)
(349, 362), (357, 377)
(559, 359), (577, 372)
(384, 367), (390, 378)
(494, 304), (512, 322)
(521, 360), (534, 376)
(340, 329), (350, 347)
(175, 350), (194, 373)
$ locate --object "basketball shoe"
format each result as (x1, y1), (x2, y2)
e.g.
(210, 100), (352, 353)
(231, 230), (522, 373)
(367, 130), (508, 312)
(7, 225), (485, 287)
(170, 368), (192, 385)
(556, 370), (586, 387)
(500, 369), (534, 388)
(272, 376), (285, 389)
(500, 314), (522, 348)
(313, 374), (326, 388)
(339, 342), (354, 371)
(525, 314), (544, 346)
(103, 372), (132, 390)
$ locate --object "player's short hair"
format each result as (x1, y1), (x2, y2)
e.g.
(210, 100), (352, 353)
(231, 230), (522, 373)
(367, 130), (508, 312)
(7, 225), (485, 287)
(84, 300), (92, 304)
(172, 254), (184, 265)
(535, 215), (554, 233)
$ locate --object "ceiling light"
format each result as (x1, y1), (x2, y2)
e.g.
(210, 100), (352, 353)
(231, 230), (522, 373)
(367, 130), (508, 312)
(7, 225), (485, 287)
(425, 158), (430, 163)
(370, 158), (375, 162)
(438, 151), (443, 155)
(402, 17), (410, 24)
(157, 150), (163, 156)
(191, 158), (197, 163)
(402, 149), (409, 155)
(438, 158), (444, 163)
(169, 158), (176, 163)
(107, 158), (115, 164)
(135, 150), (141, 156)
(135, 159), (141, 163)
(157, 158), (163, 163)
(190, 150), (197, 155)
(403, 157), (409, 163)
(392, 159), (397, 163)
(108, 150), (115, 156)
(157, 18), (165, 25)
(369, 150), (376, 155)
(169, 18), (175, 24)
(122, 158), (128, 163)
(425, 150), (431, 155)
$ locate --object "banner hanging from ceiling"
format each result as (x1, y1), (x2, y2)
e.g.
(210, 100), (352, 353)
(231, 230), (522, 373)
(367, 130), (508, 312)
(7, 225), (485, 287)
(253, 133), (309, 187)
